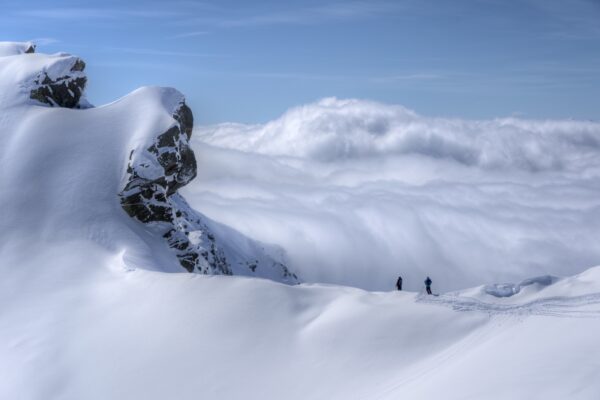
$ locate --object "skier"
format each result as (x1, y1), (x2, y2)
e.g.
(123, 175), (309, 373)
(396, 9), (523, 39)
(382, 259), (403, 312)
(424, 276), (432, 295)
(396, 276), (403, 291)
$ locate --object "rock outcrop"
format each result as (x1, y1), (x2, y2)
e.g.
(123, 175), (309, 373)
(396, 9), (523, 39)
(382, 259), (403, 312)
(0, 41), (89, 109)
(119, 100), (223, 273)
(29, 57), (87, 108)
(120, 102), (196, 224)
(120, 98), (298, 282)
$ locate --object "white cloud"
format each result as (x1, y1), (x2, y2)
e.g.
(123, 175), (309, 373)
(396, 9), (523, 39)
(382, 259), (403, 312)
(197, 97), (600, 169)
(183, 98), (600, 292)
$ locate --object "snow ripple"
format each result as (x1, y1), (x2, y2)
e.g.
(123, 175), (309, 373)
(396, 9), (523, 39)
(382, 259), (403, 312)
(417, 292), (600, 318)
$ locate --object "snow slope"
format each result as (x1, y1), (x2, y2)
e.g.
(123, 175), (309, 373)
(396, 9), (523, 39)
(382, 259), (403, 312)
(1, 42), (599, 399)
(1, 247), (599, 399)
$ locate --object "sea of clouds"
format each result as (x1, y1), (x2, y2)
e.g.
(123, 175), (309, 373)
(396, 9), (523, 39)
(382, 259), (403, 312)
(183, 98), (600, 292)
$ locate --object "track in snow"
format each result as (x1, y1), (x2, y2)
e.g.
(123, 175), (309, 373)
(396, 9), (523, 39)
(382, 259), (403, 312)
(416, 292), (600, 318)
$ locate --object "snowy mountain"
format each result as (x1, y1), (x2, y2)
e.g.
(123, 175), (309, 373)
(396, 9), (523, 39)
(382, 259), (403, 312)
(1, 42), (599, 399)
(0, 41), (296, 284)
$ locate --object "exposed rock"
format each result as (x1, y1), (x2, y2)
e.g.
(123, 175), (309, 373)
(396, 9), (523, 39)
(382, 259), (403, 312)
(29, 58), (87, 108)
(120, 102), (197, 224)
(120, 100), (298, 282)
(119, 101), (215, 272)
(70, 59), (85, 72)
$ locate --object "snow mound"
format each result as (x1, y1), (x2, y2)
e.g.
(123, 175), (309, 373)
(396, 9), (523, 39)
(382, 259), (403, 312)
(474, 266), (600, 302)
(0, 41), (35, 56)
(484, 275), (559, 297)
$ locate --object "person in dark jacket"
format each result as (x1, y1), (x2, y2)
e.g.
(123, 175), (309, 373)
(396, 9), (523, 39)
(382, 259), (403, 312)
(396, 276), (403, 291)
(425, 276), (432, 295)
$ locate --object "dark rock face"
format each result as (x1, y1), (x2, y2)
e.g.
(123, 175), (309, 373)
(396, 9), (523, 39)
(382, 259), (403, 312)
(120, 102), (196, 223)
(119, 101), (299, 282)
(29, 58), (87, 108)
(161, 195), (232, 274)
(119, 101), (231, 275)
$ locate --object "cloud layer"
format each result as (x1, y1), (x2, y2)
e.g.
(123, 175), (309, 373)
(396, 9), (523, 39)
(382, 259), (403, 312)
(198, 98), (600, 170)
(184, 98), (600, 291)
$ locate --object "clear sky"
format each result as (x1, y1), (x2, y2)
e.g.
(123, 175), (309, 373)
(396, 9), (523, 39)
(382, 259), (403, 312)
(2, 0), (599, 124)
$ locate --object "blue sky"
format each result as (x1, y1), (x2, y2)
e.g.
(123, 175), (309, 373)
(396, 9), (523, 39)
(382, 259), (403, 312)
(2, 0), (599, 124)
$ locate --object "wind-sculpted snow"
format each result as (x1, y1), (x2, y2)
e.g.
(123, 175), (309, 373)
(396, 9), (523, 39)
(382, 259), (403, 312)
(189, 98), (600, 291)
(1, 247), (599, 399)
(419, 266), (600, 318)
(483, 275), (558, 298)
(0, 41), (35, 56)
(0, 41), (297, 284)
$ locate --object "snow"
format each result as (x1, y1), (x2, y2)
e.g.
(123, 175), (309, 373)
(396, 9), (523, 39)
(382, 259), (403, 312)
(483, 275), (558, 297)
(1, 42), (600, 399)
(0, 49), (84, 107)
(0, 41), (33, 56)
(1, 246), (599, 399)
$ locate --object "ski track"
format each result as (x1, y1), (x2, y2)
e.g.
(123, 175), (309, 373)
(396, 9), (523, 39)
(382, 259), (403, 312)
(372, 292), (600, 399)
(416, 292), (600, 318)
(370, 313), (510, 400)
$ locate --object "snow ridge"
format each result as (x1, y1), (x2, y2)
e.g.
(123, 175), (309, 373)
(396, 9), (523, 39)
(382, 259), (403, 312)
(0, 41), (298, 284)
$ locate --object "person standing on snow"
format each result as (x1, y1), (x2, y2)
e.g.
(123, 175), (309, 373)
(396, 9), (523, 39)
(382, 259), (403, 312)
(425, 276), (433, 295)
(396, 276), (403, 291)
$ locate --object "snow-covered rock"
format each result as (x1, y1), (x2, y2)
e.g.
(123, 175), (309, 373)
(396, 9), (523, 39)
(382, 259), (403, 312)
(119, 94), (297, 281)
(0, 41), (297, 283)
(0, 41), (35, 56)
(28, 56), (87, 108)
(0, 41), (88, 108)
